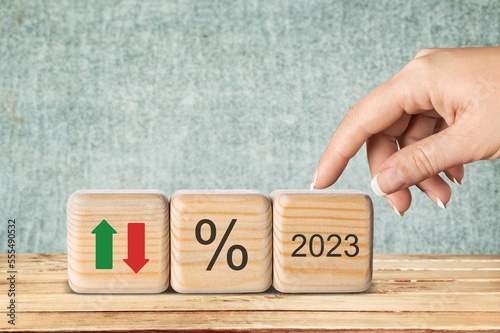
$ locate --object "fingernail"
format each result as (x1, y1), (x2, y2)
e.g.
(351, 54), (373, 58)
(425, 191), (447, 209)
(436, 197), (446, 209)
(393, 205), (403, 217)
(375, 168), (406, 194)
(452, 177), (462, 186)
(386, 197), (403, 217)
(310, 169), (318, 190)
(371, 173), (387, 196)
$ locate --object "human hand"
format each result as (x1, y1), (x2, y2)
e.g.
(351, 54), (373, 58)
(311, 47), (500, 216)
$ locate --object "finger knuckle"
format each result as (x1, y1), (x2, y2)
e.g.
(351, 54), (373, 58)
(413, 48), (436, 59)
(409, 144), (438, 179)
(406, 55), (433, 76)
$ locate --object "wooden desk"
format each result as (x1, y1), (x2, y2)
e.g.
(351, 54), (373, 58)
(2, 254), (499, 332)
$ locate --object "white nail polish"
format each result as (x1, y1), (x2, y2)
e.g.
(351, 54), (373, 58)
(371, 173), (387, 196)
(310, 171), (318, 191)
(393, 205), (402, 217)
(436, 197), (446, 209)
(452, 178), (462, 186)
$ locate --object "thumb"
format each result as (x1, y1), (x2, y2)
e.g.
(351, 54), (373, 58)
(371, 124), (476, 195)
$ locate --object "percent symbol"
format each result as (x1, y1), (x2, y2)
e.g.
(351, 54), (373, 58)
(195, 218), (248, 271)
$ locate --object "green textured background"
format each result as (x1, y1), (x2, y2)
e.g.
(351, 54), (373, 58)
(1, 0), (499, 254)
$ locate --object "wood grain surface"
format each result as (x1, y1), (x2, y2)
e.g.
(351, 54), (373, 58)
(67, 190), (170, 293)
(170, 190), (272, 293)
(272, 190), (373, 293)
(1, 254), (498, 332)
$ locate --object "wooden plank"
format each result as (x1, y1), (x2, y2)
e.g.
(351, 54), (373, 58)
(7, 254), (500, 285)
(15, 253), (500, 273)
(1, 254), (499, 332)
(375, 254), (500, 261)
(15, 265), (500, 284)
(11, 311), (500, 332)
(374, 257), (500, 269)
(10, 290), (500, 312)
(8, 253), (500, 284)
(374, 269), (500, 280)
(14, 280), (500, 295)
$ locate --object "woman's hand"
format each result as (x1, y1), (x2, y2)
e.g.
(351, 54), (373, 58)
(311, 47), (500, 216)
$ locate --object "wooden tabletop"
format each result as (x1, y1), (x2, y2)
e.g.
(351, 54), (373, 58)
(1, 254), (499, 332)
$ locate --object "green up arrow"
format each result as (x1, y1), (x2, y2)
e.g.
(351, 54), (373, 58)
(91, 219), (117, 269)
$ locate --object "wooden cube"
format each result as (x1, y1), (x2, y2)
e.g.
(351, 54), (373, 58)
(271, 190), (373, 293)
(67, 190), (169, 293)
(170, 190), (272, 293)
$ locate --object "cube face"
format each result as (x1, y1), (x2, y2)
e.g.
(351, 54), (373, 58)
(271, 190), (373, 293)
(170, 190), (272, 293)
(67, 190), (169, 293)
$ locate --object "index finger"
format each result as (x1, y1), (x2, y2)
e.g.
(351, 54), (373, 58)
(313, 61), (434, 188)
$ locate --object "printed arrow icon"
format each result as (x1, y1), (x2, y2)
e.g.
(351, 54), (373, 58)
(123, 223), (149, 273)
(91, 219), (117, 269)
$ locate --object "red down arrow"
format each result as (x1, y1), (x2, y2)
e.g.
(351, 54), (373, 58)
(123, 223), (149, 273)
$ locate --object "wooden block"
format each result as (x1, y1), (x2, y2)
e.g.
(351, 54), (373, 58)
(170, 190), (272, 293)
(67, 190), (169, 293)
(271, 190), (373, 293)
